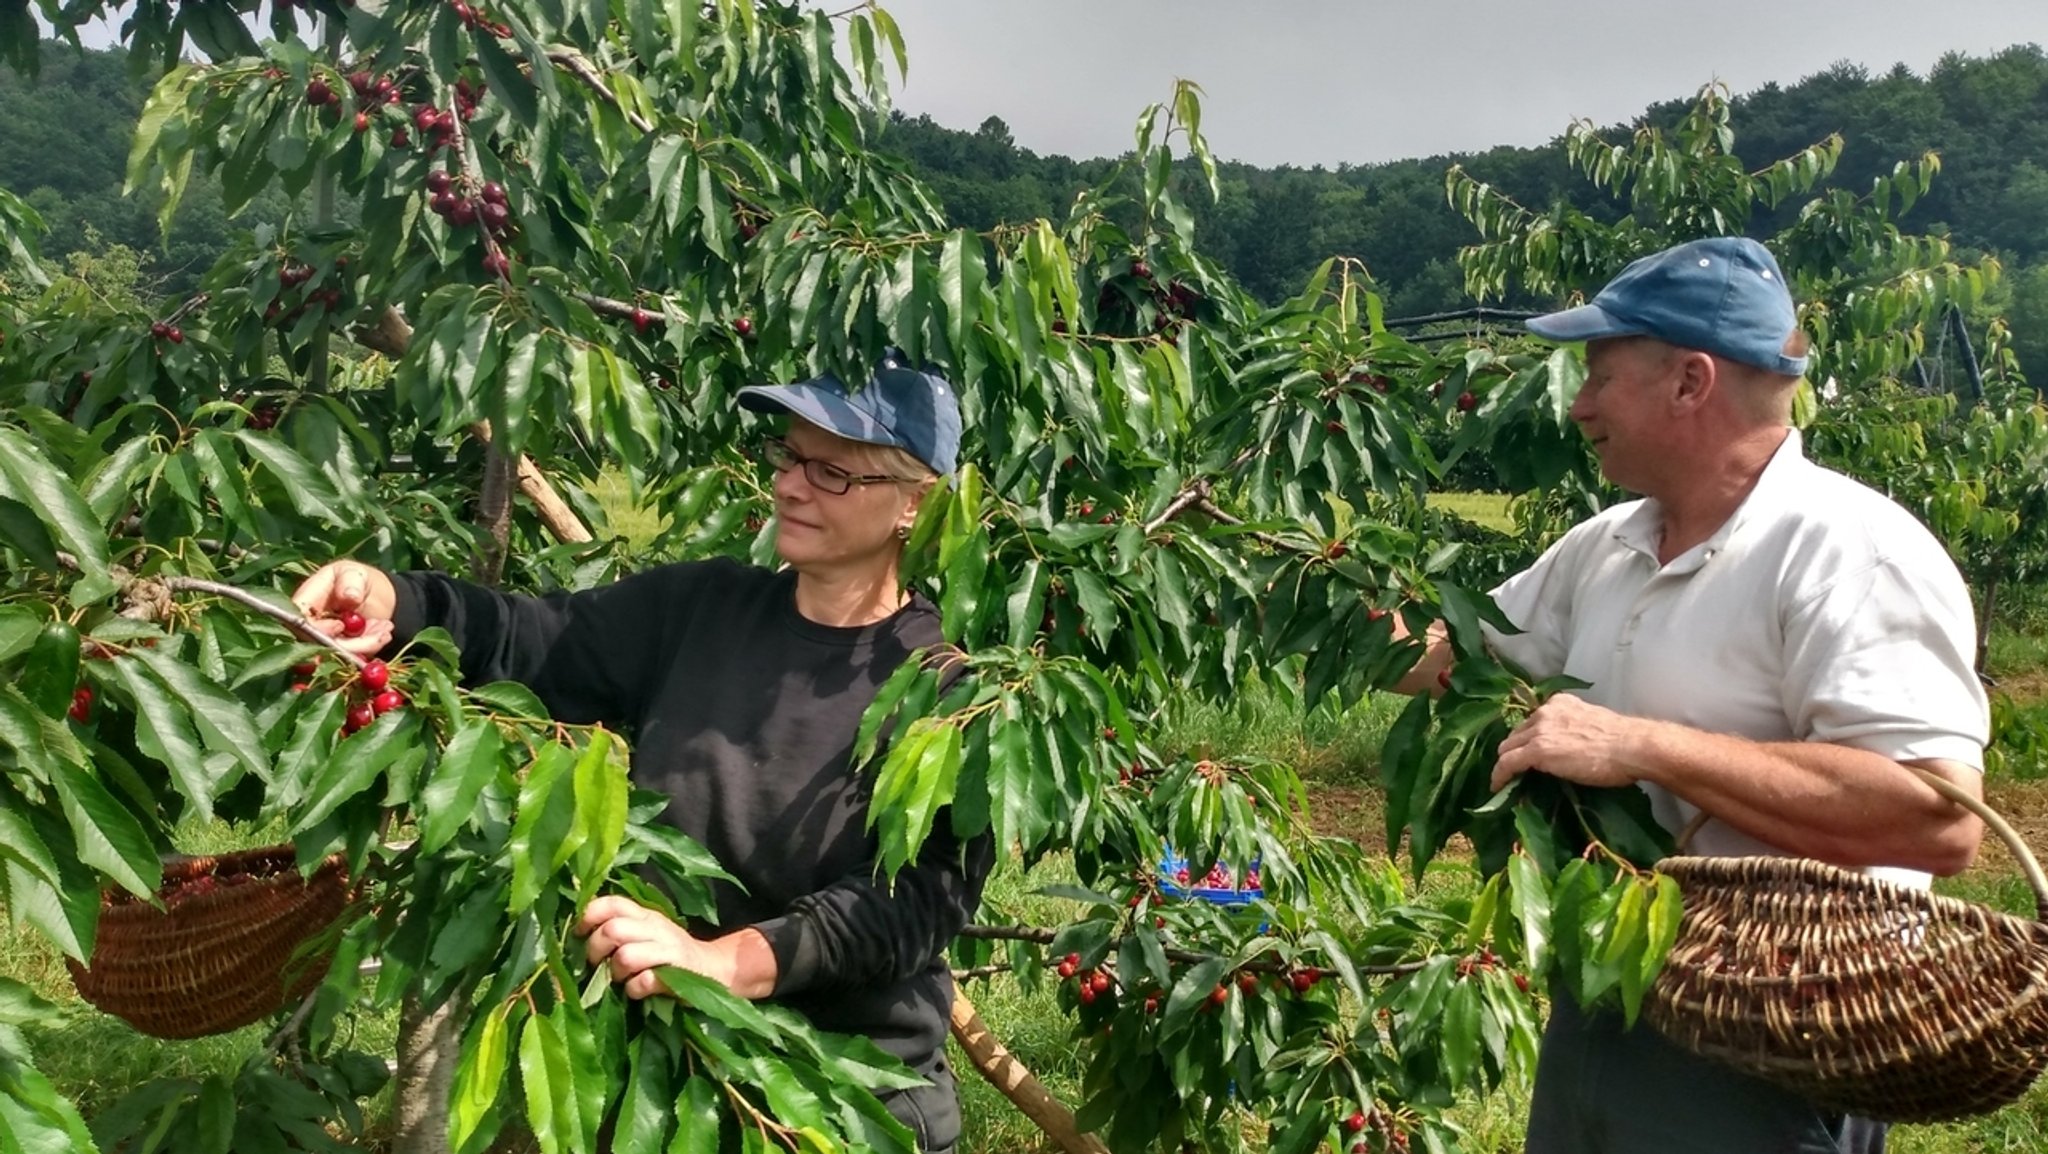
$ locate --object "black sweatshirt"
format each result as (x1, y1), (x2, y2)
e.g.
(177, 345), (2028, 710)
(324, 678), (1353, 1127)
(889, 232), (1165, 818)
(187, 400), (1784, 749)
(388, 558), (992, 1079)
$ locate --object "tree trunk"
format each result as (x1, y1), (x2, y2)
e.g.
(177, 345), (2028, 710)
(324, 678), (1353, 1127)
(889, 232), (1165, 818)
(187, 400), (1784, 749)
(391, 996), (463, 1154)
(473, 443), (518, 586)
(350, 305), (594, 546)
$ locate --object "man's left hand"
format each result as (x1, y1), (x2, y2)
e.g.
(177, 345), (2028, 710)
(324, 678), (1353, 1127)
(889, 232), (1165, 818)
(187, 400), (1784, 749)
(1492, 693), (1648, 792)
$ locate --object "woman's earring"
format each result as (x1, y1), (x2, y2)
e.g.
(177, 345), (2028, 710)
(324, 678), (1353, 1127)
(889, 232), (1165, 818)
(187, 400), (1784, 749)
(896, 525), (910, 541)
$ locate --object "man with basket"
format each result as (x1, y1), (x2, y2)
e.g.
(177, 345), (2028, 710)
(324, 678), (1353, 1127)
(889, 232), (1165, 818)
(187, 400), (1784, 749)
(1403, 236), (1992, 1153)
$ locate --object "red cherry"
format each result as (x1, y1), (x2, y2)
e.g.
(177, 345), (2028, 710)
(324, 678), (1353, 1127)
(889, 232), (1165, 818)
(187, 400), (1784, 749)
(1090, 971), (1111, 994)
(150, 321), (169, 339)
(1079, 985), (1096, 1005)
(480, 181), (506, 205)
(425, 170), (452, 194)
(166, 327), (183, 344)
(290, 659), (319, 677)
(1143, 995), (1159, 1014)
(733, 316), (754, 338)
(360, 660), (390, 691)
(290, 681), (312, 693)
(344, 701), (376, 732)
(1056, 960), (1076, 979)
(631, 308), (653, 333)
(1436, 666), (1453, 691)
(371, 689), (405, 714)
(306, 79), (333, 106)
(449, 199), (477, 227)
(1131, 259), (1152, 280)
(67, 686), (94, 723)
(353, 112), (370, 133)
(1237, 971), (1259, 995)
(390, 127), (411, 148)
(1291, 967), (1318, 993)
(1457, 390), (1478, 412)
(340, 611), (367, 638)
(1346, 1111), (1368, 1134)
(413, 106), (439, 132)
(1366, 607), (1389, 623)
(1207, 984), (1228, 1008)
(1064, 953), (1080, 967)
(480, 202), (510, 232)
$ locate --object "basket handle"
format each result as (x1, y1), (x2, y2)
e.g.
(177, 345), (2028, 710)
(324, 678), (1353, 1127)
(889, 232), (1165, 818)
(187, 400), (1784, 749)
(1673, 764), (2048, 922)
(1903, 763), (2048, 923)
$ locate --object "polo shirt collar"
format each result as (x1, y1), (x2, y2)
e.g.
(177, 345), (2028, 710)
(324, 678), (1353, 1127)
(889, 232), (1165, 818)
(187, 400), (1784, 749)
(1609, 427), (1809, 573)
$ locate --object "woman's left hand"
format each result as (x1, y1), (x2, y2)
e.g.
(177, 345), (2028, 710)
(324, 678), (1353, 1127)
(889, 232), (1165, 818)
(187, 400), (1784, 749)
(573, 896), (778, 999)
(575, 896), (724, 999)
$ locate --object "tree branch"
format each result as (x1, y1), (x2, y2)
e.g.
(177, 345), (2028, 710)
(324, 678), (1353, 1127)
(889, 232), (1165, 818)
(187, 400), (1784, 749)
(957, 923), (1427, 978)
(160, 576), (369, 671)
(548, 49), (654, 133)
(1141, 479), (1209, 535)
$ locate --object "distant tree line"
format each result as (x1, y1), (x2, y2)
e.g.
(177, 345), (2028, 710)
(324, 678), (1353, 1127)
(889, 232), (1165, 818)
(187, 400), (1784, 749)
(4, 40), (2047, 379)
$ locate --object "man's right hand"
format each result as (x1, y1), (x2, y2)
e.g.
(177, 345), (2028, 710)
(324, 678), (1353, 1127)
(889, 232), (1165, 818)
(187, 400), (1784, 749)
(291, 561), (399, 657)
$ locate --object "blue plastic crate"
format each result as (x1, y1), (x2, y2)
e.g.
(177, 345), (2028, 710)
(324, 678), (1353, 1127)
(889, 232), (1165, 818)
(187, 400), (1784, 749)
(1158, 847), (1263, 906)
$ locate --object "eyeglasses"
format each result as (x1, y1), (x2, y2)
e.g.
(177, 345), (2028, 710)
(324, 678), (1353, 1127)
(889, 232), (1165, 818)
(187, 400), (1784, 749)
(755, 438), (911, 496)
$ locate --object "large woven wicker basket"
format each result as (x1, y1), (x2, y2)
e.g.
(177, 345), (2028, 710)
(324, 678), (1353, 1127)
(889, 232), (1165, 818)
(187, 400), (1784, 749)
(1643, 765), (2048, 1122)
(65, 844), (352, 1040)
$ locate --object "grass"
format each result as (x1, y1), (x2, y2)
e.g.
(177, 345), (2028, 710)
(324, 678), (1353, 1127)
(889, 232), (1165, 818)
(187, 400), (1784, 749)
(1428, 492), (1516, 534)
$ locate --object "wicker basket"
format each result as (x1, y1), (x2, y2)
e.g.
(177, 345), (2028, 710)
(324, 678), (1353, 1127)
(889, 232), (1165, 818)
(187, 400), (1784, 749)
(65, 844), (352, 1040)
(1643, 765), (2048, 1122)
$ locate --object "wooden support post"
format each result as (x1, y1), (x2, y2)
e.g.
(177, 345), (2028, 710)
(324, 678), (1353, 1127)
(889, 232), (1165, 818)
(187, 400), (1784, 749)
(949, 984), (1110, 1154)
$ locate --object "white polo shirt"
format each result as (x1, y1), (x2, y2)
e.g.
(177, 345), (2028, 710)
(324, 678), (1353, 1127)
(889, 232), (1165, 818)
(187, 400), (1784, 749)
(1485, 429), (1989, 877)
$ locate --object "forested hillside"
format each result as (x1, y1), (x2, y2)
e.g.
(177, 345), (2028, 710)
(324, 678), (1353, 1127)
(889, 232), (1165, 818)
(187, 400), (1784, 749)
(5, 40), (2047, 373)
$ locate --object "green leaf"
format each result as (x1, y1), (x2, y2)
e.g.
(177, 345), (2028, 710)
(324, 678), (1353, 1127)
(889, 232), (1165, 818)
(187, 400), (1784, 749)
(571, 731), (629, 904)
(517, 1010), (572, 1154)
(129, 648), (268, 783)
(938, 230), (984, 363)
(107, 657), (217, 819)
(289, 712), (422, 834)
(1642, 873), (1684, 987)
(417, 720), (505, 855)
(509, 744), (576, 912)
(0, 977), (56, 1026)
(475, 32), (540, 127)
(192, 1074), (234, 1154)
(1442, 979), (1482, 1087)
(1506, 852), (1553, 976)
(0, 426), (113, 602)
(1068, 569), (1118, 647)
(452, 1003), (513, 1152)
(49, 760), (159, 899)
(233, 432), (347, 524)
(613, 1034), (673, 1154)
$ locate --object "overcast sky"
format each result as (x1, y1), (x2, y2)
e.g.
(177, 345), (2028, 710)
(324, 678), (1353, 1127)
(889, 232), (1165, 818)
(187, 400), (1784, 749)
(866, 0), (2047, 167)
(61, 1), (2048, 167)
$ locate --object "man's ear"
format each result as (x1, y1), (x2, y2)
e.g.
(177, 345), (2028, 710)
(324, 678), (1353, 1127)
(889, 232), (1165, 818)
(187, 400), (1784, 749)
(1670, 350), (1718, 415)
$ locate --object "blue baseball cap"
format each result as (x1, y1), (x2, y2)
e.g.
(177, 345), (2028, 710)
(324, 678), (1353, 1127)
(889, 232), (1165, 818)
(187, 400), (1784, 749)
(736, 353), (962, 475)
(1526, 237), (1809, 377)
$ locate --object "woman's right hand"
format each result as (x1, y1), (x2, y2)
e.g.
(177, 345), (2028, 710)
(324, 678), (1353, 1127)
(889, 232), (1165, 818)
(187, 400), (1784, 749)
(290, 560), (399, 657)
